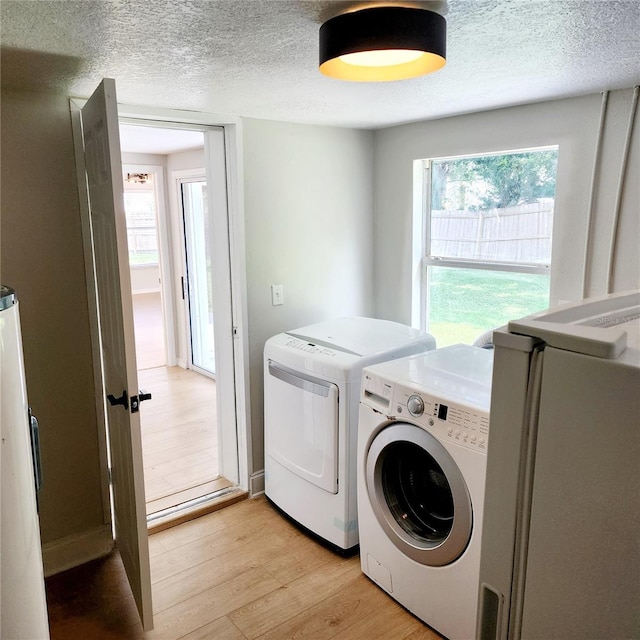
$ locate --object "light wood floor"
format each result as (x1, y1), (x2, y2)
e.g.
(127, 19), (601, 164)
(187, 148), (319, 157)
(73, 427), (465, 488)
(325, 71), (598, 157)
(46, 496), (443, 640)
(133, 292), (166, 371)
(139, 366), (220, 515)
(133, 290), (222, 515)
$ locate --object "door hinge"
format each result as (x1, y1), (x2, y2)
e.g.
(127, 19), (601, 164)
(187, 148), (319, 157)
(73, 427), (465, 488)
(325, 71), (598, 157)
(107, 467), (113, 485)
(232, 326), (238, 338)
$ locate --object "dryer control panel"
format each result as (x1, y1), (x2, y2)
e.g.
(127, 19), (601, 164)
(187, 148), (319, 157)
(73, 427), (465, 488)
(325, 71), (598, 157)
(283, 337), (338, 357)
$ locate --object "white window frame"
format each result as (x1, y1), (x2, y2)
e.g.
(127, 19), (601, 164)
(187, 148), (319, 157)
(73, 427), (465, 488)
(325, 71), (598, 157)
(413, 146), (557, 334)
(123, 184), (160, 267)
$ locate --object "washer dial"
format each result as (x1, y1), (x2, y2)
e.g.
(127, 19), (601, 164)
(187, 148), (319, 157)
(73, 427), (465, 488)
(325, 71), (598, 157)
(407, 394), (425, 416)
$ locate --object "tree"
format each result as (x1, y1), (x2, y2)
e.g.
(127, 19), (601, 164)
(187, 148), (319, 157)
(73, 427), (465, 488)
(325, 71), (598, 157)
(432, 150), (557, 210)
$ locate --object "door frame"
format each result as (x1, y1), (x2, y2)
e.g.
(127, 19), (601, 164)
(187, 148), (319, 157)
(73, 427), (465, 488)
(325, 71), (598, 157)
(74, 101), (252, 509)
(171, 168), (210, 376)
(118, 109), (251, 491)
(118, 108), (251, 492)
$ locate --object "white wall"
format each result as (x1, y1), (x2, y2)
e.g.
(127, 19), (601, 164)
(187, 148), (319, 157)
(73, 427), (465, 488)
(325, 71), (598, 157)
(373, 88), (640, 325)
(130, 266), (160, 293)
(121, 152), (166, 166)
(166, 148), (205, 173)
(242, 118), (374, 472)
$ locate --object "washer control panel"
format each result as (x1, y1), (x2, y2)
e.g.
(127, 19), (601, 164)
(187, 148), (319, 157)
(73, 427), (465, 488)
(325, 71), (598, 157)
(380, 383), (490, 453)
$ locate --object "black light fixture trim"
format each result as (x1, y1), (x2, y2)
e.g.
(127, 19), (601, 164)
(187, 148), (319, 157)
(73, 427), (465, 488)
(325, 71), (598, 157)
(319, 6), (446, 82)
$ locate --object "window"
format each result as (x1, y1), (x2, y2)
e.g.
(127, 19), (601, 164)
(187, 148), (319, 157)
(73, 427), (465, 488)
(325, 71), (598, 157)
(123, 173), (159, 266)
(418, 147), (558, 347)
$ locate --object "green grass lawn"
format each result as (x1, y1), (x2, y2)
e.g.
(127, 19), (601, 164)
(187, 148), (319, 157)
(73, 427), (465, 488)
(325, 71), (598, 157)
(428, 266), (550, 347)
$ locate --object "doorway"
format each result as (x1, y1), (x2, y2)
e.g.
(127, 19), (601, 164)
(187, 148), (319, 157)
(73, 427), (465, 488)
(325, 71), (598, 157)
(119, 123), (241, 524)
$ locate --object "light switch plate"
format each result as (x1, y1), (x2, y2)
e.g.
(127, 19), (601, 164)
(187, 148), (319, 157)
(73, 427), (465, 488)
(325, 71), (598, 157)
(271, 284), (284, 306)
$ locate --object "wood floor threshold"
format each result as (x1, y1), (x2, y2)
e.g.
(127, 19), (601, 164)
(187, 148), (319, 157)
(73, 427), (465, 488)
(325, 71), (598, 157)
(147, 487), (248, 535)
(146, 477), (232, 516)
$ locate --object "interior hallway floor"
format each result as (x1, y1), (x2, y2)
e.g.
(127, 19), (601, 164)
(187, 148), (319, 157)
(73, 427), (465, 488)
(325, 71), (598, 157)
(133, 292), (166, 371)
(139, 366), (223, 516)
(45, 496), (443, 640)
(132, 291), (222, 515)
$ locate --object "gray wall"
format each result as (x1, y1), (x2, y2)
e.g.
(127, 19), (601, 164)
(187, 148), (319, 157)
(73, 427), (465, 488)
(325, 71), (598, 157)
(242, 118), (374, 472)
(1, 89), (105, 544)
(373, 88), (640, 325)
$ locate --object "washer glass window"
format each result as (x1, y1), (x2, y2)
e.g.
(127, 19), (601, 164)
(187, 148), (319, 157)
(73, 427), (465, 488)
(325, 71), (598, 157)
(366, 423), (473, 566)
(382, 441), (454, 544)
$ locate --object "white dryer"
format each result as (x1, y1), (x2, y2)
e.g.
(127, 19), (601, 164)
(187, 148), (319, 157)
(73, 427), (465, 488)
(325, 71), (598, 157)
(358, 345), (493, 640)
(264, 317), (435, 553)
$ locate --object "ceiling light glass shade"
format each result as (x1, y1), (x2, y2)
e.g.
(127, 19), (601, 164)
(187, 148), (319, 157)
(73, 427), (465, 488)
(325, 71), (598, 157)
(319, 6), (446, 82)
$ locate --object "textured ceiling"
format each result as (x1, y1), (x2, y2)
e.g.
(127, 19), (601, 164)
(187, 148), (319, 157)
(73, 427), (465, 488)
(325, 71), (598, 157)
(1, 0), (639, 129)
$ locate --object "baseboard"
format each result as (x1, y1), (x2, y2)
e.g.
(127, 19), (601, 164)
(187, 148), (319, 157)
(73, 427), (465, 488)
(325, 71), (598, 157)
(250, 470), (265, 497)
(132, 288), (161, 295)
(42, 524), (114, 577)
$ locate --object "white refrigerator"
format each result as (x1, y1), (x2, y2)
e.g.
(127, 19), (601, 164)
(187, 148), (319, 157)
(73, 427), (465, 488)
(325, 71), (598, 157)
(1, 285), (50, 639)
(477, 289), (640, 640)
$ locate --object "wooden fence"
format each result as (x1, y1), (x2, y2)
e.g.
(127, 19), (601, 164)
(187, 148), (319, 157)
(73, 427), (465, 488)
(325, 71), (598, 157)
(431, 200), (554, 264)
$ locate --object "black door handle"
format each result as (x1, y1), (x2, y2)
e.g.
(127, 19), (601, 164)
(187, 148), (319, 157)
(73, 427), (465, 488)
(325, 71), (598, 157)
(107, 390), (129, 411)
(130, 389), (152, 414)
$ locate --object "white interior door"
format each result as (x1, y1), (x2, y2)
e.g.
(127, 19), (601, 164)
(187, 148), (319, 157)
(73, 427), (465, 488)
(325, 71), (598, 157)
(79, 79), (153, 630)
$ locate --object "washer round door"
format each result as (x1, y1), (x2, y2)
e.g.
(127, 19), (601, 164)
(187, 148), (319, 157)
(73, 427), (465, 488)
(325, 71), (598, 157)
(365, 422), (473, 566)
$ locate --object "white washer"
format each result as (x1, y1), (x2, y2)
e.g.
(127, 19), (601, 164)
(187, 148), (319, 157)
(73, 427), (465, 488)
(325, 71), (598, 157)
(264, 317), (435, 553)
(358, 345), (493, 640)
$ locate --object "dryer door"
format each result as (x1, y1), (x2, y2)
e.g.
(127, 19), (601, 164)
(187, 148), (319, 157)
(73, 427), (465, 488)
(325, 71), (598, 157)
(365, 422), (472, 566)
(265, 361), (339, 493)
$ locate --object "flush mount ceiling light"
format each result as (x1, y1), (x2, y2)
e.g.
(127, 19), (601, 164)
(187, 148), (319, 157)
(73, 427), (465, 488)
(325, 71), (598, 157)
(319, 6), (446, 82)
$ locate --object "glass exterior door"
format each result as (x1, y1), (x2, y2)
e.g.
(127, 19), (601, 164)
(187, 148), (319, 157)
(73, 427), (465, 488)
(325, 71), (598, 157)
(182, 180), (216, 376)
